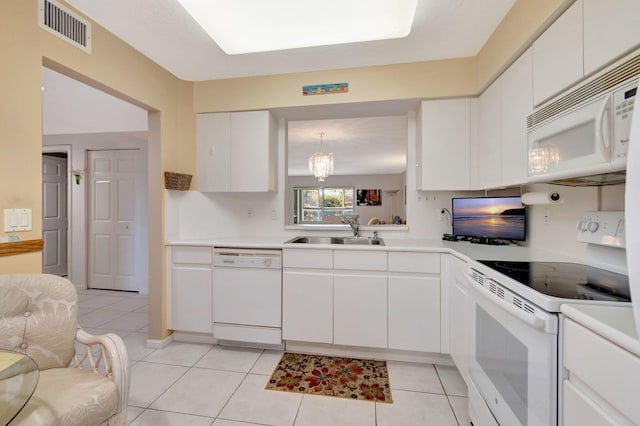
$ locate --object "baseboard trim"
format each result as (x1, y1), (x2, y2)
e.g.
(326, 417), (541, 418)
(146, 334), (174, 349)
(218, 339), (284, 351)
(171, 331), (217, 345)
(284, 341), (455, 365)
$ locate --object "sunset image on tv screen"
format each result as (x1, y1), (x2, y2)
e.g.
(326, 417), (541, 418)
(452, 197), (525, 240)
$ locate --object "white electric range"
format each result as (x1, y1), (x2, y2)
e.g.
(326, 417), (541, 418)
(465, 211), (630, 426)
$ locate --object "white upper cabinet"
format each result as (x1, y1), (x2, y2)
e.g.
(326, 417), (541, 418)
(500, 48), (533, 187)
(532, 1), (584, 106)
(474, 49), (532, 189)
(476, 80), (502, 189)
(583, 0), (640, 75)
(196, 113), (231, 192)
(533, 0), (640, 106)
(196, 110), (277, 192)
(417, 98), (471, 190)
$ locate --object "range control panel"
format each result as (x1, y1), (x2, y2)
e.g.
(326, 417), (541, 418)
(577, 211), (625, 248)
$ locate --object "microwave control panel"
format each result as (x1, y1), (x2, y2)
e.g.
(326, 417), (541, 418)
(612, 81), (637, 161)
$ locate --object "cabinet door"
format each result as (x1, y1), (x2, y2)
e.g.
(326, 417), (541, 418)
(418, 98), (471, 190)
(333, 250), (387, 271)
(563, 318), (640, 422)
(449, 257), (469, 384)
(583, 0), (640, 75)
(500, 48), (533, 187)
(388, 275), (440, 352)
(283, 248), (333, 269)
(532, 1), (584, 105)
(334, 274), (387, 348)
(170, 266), (213, 333)
(230, 111), (275, 192)
(476, 81), (502, 189)
(282, 270), (333, 343)
(563, 380), (617, 426)
(196, 113), (231, 192)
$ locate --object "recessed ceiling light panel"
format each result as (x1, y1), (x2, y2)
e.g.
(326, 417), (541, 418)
(176, 0), (418, 55)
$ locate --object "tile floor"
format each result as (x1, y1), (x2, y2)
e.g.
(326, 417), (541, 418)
(78, 289), (470, 426)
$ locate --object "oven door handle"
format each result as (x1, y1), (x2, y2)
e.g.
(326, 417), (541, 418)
(467, 277), (547, 331)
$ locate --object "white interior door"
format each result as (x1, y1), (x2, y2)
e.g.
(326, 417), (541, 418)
(88, 150), (141, 291)
(42, 154), (68, 276)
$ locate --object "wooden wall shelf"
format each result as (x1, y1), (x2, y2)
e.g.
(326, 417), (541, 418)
(0, 239), (44, 257)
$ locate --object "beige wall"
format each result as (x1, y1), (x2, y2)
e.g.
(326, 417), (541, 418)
(194, 0), (572, 113)
(0, 0), (568, 340)
(194, 57), (477, 113)
(0, 0), (195, 339)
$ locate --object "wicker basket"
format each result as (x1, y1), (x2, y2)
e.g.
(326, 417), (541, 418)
(164, 172), (192, 190)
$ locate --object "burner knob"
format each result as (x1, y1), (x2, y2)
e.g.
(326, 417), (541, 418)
(577, 220), (589, 231)
(587, 221), (599, 232)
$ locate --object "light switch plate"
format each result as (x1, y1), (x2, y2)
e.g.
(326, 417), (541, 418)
(4, 209), (32, 232)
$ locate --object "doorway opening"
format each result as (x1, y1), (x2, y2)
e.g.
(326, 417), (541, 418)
(41, 66), (149, 294)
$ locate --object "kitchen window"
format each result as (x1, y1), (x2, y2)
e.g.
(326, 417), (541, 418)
(293, 187), (355, 224)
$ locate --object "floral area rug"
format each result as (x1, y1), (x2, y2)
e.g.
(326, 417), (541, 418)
(265, 352), (393, 403)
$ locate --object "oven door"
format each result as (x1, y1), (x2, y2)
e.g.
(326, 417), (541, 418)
(467, 273), (558, 426)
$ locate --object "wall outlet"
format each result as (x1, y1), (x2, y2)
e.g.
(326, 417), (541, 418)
(271, 209), (277, 220)
(543, 208), (550, 225)
(439, 209), (446, 222)
(247, 207), (254, 217)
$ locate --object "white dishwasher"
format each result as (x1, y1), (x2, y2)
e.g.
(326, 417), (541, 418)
(212, 248), (282, 345)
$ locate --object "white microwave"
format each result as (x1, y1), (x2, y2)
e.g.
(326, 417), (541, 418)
(527, 72), (638, 182)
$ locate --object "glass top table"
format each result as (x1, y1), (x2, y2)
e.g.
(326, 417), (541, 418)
(0, 350), (39, 425)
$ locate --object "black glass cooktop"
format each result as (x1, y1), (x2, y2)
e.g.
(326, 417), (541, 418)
(478, 260), (631, 302)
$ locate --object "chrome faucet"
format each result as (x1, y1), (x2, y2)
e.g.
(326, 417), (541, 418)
(341, 215), (360, 237)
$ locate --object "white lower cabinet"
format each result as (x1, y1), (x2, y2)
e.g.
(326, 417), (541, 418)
(562, 316), (640, 425)
(388, 275), (440, 352)
(167, 246), (213, 334)
(282, 270), (333, 343)
(563, 380), (617, 425)
(334, 273), (387, 348)
(387, 251), (441, 353)
(282, 248), (444, 353)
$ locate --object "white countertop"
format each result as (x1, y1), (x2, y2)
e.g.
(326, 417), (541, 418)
(561, 304), (640, 357)
(167, 235), (638, 351)
(166, 236), (570, 262)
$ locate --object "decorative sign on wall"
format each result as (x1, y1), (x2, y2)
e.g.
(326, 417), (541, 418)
(357, 189), (382, 206)
(303, 82), (348, 96)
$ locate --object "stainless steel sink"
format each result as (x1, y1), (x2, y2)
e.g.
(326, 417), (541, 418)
(285, 236), (385, 246)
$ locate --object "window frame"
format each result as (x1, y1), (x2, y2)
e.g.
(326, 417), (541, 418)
(294, 186), (355, 224)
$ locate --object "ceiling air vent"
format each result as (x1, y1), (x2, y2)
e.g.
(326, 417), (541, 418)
(38, 0), (91, 53)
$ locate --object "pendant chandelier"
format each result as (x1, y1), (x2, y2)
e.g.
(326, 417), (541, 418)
(309, 132), (334, 182)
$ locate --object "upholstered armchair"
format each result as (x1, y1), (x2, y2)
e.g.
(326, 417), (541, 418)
(0, 274), (129, 425)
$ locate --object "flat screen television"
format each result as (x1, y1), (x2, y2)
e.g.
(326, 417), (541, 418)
(452, 196), (526, 241)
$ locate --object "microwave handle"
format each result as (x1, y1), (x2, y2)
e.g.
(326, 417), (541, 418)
(598, 97), (612, 155)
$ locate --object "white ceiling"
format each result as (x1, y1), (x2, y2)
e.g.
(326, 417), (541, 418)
(65, 0), (516, 81)
(48, 0), (517, 176)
